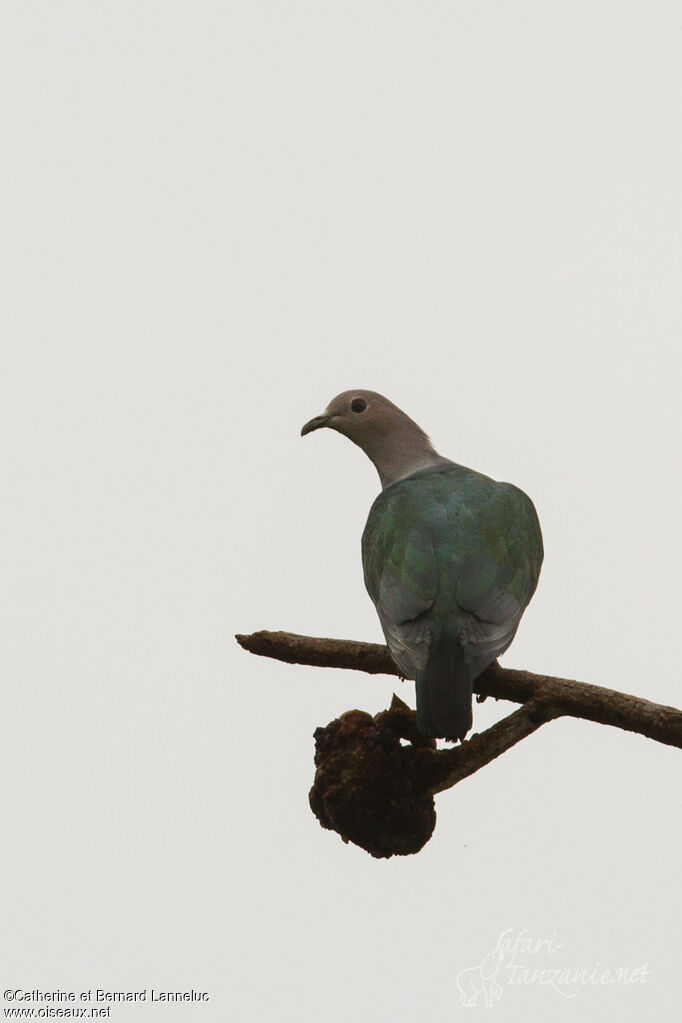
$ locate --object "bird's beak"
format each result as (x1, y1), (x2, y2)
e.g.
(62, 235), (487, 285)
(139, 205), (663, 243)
(301, 413), (333, 436)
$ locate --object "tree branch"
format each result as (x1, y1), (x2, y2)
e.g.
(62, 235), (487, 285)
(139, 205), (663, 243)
(236, 629), (680, 856)
(236, 629), (682, 750)
(411, 698), (561, 796)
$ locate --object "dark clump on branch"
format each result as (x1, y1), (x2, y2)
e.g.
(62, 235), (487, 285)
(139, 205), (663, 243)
(309, 700), (437, 858)
(309, 694), (554, 855)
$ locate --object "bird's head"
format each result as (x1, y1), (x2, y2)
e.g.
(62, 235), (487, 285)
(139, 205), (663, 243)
(301, 390), (444, 489)
(301, 390), (406, 444)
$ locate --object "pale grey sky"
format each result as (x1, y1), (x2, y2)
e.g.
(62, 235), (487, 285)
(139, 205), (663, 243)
(1, 2), (680, 1021)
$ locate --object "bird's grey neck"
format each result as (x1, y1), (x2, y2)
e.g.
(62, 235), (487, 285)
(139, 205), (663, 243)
(360, 427), (448, 490)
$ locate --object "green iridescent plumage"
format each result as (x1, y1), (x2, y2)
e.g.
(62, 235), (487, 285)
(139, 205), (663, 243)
(362, 462), (543, 739)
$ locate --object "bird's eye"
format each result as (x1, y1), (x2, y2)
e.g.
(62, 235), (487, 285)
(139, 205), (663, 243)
(351, 398), (368, 414)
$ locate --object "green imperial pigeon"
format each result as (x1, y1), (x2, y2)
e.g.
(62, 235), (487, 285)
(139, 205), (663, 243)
(301, 390), (543, 741)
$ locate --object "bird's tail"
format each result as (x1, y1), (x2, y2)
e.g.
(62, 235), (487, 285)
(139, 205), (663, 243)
(416, 632), (474, 741)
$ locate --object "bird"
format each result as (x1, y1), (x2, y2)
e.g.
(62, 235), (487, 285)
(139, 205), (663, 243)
(301, 390), (543, 742)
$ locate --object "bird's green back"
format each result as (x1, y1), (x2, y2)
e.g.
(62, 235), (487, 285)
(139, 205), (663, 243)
(362, 461), (543, 680)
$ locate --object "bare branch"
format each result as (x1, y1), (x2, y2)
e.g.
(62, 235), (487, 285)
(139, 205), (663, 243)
(413, 698), (561, 796)
(236, 629), (682, 750)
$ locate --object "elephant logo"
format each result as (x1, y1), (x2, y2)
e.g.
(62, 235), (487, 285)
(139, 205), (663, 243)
(456, 949), (505, 1008)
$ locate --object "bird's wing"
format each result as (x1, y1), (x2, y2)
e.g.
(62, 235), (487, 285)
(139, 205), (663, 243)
(441, 479), (543, 665)
(362, 484), (440, 679)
